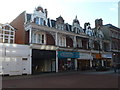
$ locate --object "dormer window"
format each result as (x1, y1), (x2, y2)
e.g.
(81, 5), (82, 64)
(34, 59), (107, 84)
(40, 18), (44, 25)
(35, 17), (39, 25)
(72, 16), (83, 34)
(34, 17), (44, 25)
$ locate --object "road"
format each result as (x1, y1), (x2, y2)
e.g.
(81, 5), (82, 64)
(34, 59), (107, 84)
(2, 70), (120, 88)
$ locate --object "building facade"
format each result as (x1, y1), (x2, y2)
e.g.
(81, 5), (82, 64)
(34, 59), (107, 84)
(10, 6), (115, 74)
(100, 24), (120, 66)
(0, 23), (31, 75)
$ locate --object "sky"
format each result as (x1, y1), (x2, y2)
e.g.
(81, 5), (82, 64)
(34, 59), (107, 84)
(0, 0), (119, 28)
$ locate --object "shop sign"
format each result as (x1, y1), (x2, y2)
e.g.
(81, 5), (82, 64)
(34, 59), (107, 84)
(95, 54), (101, 59)
(78, 53), (93, 60)
(102, 54), (112, 58)
(58, 51), (80, 58)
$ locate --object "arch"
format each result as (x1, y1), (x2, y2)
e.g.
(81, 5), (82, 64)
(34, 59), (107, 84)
(46, 32), (55, 45)
(66, 36), (73, 47)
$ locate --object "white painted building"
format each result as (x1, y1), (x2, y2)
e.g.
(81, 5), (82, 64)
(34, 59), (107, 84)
(0, 43), (31, 76)
(0, 23), (31, 76)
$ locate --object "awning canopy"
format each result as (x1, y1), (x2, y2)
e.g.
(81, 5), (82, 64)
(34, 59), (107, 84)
(102, 54), (112, 58)
(78, 53), (93, 60)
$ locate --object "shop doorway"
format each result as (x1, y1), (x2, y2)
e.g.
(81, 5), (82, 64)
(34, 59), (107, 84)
(77, 60), (90, 71)
(58, 58), (75, 71)
(32, 49), (56, 74)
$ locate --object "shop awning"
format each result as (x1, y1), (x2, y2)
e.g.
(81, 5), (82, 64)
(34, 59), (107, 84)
(102, 54), (112, 58)
(78, 53), (93, 60)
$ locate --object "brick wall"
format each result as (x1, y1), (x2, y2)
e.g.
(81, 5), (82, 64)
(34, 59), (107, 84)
(46, 33), (55, 45)
(10, 11), (27, 44)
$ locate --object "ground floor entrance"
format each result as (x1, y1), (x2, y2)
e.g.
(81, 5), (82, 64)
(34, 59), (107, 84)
(77, 60), (92, 71)
(57, 51), (79, 72)
(58, 58), (75, 71)
(32, 49), (56, 74)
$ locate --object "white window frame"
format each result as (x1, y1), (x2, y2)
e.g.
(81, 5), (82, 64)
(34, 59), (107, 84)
(0, 25), (15, 43)
(77, 39), (82, 48)
(33, 32), (46, 44)
(59, 35), (66, 47)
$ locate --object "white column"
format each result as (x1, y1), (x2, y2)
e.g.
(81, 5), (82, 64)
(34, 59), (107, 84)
(73, 36), (76, 48)
(55, 32), (58, 72)
(75, 59), (77, 70)
(29, 28), (32, 44)
(55, 32), (58, 46)
(90, 60), (92, 67)
(102, 60), (104, 66)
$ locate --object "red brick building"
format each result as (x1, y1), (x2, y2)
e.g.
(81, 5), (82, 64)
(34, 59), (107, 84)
(10, 6), (113, 74)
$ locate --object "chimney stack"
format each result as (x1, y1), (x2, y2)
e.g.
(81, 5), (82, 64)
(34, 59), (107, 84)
(95, 18), (103, 28)
(45, 9), (48, 17)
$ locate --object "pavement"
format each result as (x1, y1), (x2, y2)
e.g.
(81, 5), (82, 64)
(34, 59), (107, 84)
(2, 69), (120, 80)
(2, 69), (119, 88)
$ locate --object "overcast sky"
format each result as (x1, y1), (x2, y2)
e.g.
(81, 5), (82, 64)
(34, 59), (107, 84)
(0, 0), (119, 28)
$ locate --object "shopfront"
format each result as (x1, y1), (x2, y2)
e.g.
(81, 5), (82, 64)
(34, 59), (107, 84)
(58, 51), (79, 71)
(92, 53), (112, 68)
(77, 53), (93, 71)
(101, 53), (112, 67)
(92, 53), (102, 68)
(32, 49), (56, 74)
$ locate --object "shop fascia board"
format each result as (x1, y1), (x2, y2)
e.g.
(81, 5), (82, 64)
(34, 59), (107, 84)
(58, 47), (78, 52)
(25, 22), (88, 38)
(30, 44), (58, 50)
(112, 49), (120, 52)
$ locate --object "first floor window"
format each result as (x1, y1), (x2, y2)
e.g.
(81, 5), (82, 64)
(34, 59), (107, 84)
(59, 35), (66, 47)
(41, 34), (44, 43)
(33, 32), (45, 44)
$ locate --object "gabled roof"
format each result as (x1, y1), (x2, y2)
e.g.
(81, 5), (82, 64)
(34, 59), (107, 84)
(1, 23), (16, 30)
